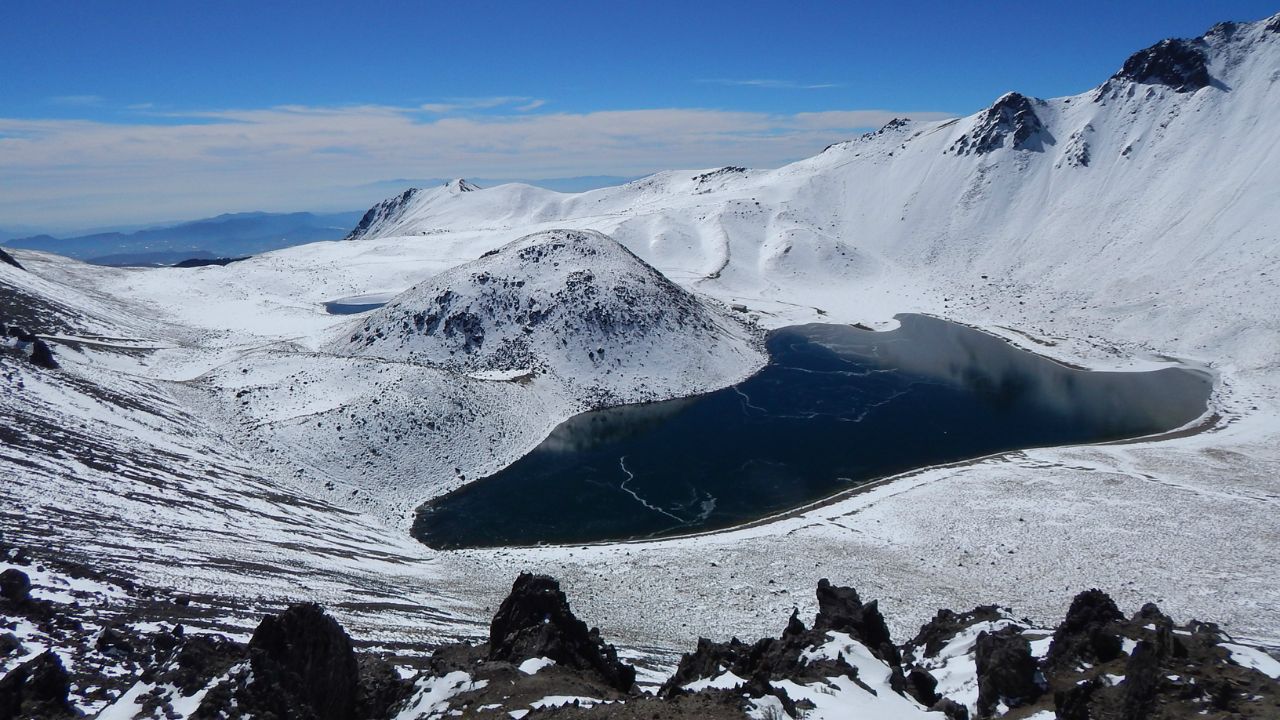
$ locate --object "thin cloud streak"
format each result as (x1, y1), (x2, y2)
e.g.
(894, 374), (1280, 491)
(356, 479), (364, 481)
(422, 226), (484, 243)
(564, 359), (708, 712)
(700, 79), (843, 89)
(0, 104), (954, 227)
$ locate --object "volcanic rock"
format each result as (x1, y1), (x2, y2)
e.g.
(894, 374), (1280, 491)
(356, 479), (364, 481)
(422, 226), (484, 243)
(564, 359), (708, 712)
(0, 570), (30, 603)
(488, 573), (636, 692)
(0, 651), (74, 719)
(1044, 588), (1125, 671)
(974, 625), (1041, 717)
(242, 603), (360, 720)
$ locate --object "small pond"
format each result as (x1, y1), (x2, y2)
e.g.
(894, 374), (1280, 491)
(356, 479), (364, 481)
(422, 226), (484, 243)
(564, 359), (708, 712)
(414, 314), (1212, 549)
(323, 292), (396, 315)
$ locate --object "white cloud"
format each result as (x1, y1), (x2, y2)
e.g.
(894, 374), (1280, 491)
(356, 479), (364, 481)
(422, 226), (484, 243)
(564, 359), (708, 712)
(701, 79), (842, 90)
(418, 96), (545, 114)
(0, 103), (954, 227)
(47, 94), (105, 106)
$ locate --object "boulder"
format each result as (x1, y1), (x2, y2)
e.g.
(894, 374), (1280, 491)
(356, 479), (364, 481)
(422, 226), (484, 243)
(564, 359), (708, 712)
(0, 569), (30, 603)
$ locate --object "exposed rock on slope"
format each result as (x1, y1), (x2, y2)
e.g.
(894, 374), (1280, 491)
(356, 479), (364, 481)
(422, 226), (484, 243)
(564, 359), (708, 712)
(331, 228), (763, 406)
(1112, 38), (1213, 92)
(0, 249), (21, 272)
(344, 179), (481, 241)
(948, 92), (1050, 155)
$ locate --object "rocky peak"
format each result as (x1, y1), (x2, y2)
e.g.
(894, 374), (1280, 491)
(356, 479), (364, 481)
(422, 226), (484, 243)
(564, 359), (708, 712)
(1110, 38), (1212, 93)
(344, 187), (422, 241)
(488, 573), (636, 692)
(948, 92), (1049, 155)
(446, 178), (480, 193)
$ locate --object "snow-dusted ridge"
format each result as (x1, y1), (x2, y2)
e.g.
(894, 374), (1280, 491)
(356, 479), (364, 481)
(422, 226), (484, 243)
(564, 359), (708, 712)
(1, 12), (1279, 673)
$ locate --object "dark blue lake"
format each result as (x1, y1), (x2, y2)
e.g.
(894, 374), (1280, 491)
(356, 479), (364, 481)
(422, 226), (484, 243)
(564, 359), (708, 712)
(413, 315), (1212, 549)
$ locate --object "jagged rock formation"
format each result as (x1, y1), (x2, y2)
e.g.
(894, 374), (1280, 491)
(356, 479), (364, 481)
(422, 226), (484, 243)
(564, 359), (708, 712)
(948, 92), (1050, 155)
(0, 250), (21, 272)
(344, 187), (423, 242)
(488, 573), (636, 692)
(1111, 38), (1212, 93)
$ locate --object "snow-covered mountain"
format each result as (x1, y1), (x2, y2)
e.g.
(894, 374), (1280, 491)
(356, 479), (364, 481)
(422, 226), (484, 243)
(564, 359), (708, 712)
(338, 17), (1279, 372)
(331, 228), (762, 405)
(1, 14), (1279, 717)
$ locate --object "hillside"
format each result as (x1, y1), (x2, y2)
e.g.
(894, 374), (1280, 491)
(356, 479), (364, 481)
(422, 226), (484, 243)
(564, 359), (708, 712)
(0, 13), (1277, 707)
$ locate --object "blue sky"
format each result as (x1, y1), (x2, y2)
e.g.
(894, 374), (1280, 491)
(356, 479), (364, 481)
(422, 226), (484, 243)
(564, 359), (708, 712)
(2, 0), (1276, 230)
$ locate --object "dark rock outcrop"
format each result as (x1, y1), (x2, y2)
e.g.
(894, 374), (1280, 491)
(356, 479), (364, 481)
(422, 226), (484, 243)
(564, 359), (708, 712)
(661, 580), (911, 706)
(814, 578), (900, 665)
(240, 603), (361, 720)
(489, 573), (636, 692)
(28, 340), (57, 370)
(1044, 588), (1125, 671)
(344, 188), (422, 241)
(0, 569), (30, 603)
(974, 626), (1041, 717)
(0, 249), (21, 271)
(906, 605), (1006, 659)
(1112, 38), (1212, 93)
(355, 655), (413, 720)
(0, 634), (21, 659)
(949, 92), (1050, 155)
(0, 651), (74, 719)
(1054, 676), (1100, 720)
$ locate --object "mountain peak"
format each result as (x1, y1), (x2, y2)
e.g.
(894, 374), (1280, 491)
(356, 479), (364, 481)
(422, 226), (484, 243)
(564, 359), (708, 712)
(947, 91), (1050, 156)
(1110, 37), (1212, 94)
(446, 178), (480, 193)
(344, 188), (423, 241)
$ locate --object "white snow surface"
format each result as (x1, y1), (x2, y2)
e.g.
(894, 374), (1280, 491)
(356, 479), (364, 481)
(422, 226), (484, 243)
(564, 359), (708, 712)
(2, 12), (1280, 674)
(517, 657), (556, 675)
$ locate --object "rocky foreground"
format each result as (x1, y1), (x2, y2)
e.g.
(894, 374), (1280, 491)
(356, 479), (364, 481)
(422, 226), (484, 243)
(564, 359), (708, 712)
(1, 542), (1277, 720)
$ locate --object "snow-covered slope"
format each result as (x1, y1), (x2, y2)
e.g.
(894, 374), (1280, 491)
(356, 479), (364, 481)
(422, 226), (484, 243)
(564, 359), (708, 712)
(1, 12), (1278, 685)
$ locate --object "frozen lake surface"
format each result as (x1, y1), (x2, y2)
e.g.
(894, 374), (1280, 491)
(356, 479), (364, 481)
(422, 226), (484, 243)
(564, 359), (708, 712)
(415, 315), (1213, 549)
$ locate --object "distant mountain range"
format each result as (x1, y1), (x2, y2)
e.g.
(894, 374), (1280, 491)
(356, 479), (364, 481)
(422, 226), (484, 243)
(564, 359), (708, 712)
(1, 210), (364, 266)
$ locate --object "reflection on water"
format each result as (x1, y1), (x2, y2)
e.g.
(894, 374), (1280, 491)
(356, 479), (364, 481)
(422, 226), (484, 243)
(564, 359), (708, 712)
(414, 315), (1212, 549)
